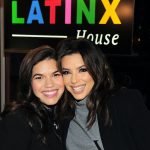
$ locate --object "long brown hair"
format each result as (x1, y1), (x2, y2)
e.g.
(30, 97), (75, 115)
(57, 38), (115, 128)
(1, 45), (59, 143)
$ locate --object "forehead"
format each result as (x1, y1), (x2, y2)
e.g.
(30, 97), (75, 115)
(32, 59), (57, 73)
(61, 53), (85, 68)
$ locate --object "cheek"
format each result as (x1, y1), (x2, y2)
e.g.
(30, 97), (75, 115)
(89, 77), (95, 85)
(62, 78), (70, 90)
(31, 81), (40, 93)
(56, 78), (64, 87)
(84, 75), (95, 86)
(63, 76), (69, 85)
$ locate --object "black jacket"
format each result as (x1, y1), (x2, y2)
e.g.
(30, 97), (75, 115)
(0, 109), (63, 150)
(61, 88), (150, 150)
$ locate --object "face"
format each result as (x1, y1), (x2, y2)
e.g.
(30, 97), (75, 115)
(31, 59), (64, 105)
(61, 53), (95, 100)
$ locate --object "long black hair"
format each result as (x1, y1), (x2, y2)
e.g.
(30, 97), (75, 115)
(57, 38), (115, 128)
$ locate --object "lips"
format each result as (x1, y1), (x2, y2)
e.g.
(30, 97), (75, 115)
(71, 85), (85, 94)
(42, 90), (57, 98)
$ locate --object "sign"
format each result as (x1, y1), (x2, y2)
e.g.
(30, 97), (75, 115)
(4, 0), (135, 54)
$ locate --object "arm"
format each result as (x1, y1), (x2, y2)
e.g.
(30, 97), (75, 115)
(128, 89), (150, 150)
(117, 88), (150, 150)
(0, 112), (32, 150)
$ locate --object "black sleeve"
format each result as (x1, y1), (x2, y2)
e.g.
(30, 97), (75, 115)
(123, 89), (150, 150)
(0, 112), (32, 150)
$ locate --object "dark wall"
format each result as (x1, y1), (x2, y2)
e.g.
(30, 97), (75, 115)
(109, 0), (150, 109)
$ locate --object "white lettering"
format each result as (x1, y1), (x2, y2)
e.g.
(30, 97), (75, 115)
(76, 30), (119, 46)
(112, 34), (119, 45)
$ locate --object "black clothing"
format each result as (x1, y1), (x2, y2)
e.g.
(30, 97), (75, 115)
(0, 109), (62, 150)
(61, 88), (150, 150)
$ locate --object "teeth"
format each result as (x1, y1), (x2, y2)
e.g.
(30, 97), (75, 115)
(72, 85), (85, 92)
(42, 90), (57, 97)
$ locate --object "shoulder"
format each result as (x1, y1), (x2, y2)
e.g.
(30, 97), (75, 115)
(110, 87), (144, 105)
(1, 109), (28, 125)
(108, 87), (149, 116)
(106, 88), (150, 149)
(113, 87), (142, 97)
(0, 109), (32, 138)
(0, 109), (33, 149)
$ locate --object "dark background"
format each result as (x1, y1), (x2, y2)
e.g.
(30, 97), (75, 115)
(109, 0), (150, 109)
(6, 0), (150, 110)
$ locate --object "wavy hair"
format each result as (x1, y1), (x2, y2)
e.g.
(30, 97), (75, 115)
(1, 45), (59, 143)
(57, 38), (115, 128)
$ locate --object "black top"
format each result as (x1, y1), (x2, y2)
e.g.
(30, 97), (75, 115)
(0, 108), (63, 150)
(61, 88), (150, 150)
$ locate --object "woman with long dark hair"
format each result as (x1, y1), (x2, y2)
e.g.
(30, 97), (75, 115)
(57, 38), (150, 150)
(0, 45), (64, 150)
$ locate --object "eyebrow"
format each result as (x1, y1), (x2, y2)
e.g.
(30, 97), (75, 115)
(62, 65), (86, 70)
(32, 74), (42, 78)
(32, 70), (60, 78)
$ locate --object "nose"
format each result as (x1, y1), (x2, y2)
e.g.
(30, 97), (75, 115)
(45, 78), (53, 87)
(71, 73), (78, 84)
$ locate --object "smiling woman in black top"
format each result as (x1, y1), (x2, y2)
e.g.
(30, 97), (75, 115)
(0, 45), (64, 150)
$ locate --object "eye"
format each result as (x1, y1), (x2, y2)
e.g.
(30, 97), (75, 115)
(62, 70), (70, 75)
(79, 67), (88, 72)
(33, 76), (42, 80)
(54, 72), (62, 77)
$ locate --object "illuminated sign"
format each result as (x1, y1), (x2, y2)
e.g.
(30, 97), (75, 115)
(11, 0), (121, 24)
(4, 0), (135, 54)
